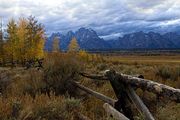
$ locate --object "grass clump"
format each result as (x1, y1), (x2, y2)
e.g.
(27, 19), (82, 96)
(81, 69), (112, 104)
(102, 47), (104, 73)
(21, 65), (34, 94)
(5, 69), (45, 97)
(155, 66), (171, 79)
(0, 94), (82, 120)
(157, 103), (180, 120)
(155, 65), (180, 81)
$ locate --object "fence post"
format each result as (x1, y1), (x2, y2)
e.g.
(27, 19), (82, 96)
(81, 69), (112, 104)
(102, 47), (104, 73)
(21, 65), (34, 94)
(105, 70), (134, 120)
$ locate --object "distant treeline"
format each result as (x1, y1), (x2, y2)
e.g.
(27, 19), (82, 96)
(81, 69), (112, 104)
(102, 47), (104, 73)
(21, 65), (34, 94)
(86, 48), (180, 55)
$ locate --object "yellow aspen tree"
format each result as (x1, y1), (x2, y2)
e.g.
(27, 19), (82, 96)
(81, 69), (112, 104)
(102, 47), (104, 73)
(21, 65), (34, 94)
(26, 16), (45, 60)
(68, 37), (80, 52)
(6, 19), (18, 65)
(35, 29), (46, 58)
(17, 17), (28, 63)
(52, 37), (60, 52)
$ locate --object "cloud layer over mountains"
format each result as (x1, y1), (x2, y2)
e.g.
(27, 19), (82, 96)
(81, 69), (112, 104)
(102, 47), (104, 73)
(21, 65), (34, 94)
(1, 0), (180, 39)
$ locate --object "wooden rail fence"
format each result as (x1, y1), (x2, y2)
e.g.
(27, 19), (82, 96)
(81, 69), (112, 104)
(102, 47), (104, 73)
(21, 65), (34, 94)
(73, 69), (180, 120)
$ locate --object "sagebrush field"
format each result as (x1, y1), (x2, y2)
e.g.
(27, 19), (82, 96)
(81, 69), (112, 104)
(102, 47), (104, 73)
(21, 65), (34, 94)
(0, 52), (179, 120)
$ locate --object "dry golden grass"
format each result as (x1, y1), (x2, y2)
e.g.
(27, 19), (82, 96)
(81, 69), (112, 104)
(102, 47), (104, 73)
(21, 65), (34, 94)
(0, 53), (179, 120)
(103, 55), (180, 65)
(0, 93), (82, 120)
(80, 54), (180, 120)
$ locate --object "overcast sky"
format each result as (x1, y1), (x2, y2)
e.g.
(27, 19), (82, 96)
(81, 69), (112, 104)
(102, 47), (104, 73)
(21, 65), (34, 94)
(0, 0), (180, 39)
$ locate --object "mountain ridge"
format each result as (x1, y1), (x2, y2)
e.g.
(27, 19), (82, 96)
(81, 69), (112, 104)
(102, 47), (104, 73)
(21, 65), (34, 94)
(45, 28), (180, 51)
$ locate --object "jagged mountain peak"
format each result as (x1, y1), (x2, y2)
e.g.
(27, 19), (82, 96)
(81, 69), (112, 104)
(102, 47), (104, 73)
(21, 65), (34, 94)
(51, 32), (61, 36)
(75, 27), (98, 36)
(45, 29), (180, 51)
(163, 32), (178, 36)
(77, 27), (95, 32)
(46, 27), (109, 50)
(78, 27), (88, 31)
(66, 30), (74, 36)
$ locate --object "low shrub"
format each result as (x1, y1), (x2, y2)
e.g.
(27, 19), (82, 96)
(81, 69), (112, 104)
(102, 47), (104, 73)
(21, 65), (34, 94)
(97, 63), (108, 71)
(0, 93), (82, 120)
(172, 66), (180, 81)
(4, 52), (85, 97)
(155, 65), (180, 81)
(155, 66), (171, 79)
(78, 50), (90, 62)
(30, 95), (81, 120)
(157, 102), (180, 120)
(6, 69), (45, 97)
(43, 53), (84, 96)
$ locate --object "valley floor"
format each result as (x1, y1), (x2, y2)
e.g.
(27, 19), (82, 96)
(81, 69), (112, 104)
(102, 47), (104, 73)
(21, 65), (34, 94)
(0, 54), (179, 120)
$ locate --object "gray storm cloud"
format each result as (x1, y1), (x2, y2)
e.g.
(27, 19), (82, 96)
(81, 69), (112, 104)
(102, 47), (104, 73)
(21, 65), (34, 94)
(0, 0), (180, 39)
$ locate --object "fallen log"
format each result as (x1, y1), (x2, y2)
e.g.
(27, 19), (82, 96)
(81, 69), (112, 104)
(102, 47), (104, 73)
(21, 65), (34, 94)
(117, 73), (180, 102)
(72, 82), (116, 106)
(103, 103), (129, 120)
(126, 86), (155, 120)
(80, 70), (180, 102)
(79, 72), (108, 80)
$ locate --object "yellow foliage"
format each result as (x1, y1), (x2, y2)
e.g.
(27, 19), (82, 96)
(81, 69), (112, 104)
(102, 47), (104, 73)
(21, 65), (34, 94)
(3, 16), (45, 65)
(35, 36), (45, 59)
(4, 19), (18, 64)
(25, 16), (45, 60)
(52, 37), (60, 52)
(68, 37), (80, 52)
(16, 18), (28, 63)
(78, 50), (89, 61)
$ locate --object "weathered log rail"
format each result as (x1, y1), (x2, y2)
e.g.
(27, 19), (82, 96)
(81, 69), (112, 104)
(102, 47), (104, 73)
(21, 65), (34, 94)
(76, 69), (180, 120)
(80, 71), (180, 102)
(103, 103), (130, 120)
(72, 82), (116, 106)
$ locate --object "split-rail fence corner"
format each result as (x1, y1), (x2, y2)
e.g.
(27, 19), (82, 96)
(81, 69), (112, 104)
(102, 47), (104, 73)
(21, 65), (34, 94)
(72, 69), (180, 120)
